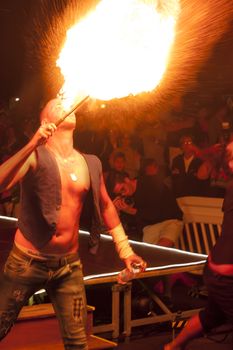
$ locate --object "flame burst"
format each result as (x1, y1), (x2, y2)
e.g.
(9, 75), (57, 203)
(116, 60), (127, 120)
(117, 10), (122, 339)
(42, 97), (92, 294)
(24, 0), (233, 129)
(57, 0), (180, 110)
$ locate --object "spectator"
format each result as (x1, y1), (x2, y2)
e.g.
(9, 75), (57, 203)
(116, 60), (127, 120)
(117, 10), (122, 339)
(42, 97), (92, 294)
(110, 176), (138, 238)
(105, 152), (129, 199)
(110, 133), (141, 179)
(104, 152), (138, 236)
(171, 135), (206, 197)
(114, 159), (183, 246)
(197, 138), (233, 198)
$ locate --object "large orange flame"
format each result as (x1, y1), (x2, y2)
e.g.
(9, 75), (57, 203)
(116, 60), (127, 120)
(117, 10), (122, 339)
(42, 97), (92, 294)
(57, 0), (180, 111)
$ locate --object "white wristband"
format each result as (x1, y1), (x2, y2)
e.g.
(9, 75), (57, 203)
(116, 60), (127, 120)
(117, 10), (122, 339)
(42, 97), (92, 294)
(109, 223), (134, 259)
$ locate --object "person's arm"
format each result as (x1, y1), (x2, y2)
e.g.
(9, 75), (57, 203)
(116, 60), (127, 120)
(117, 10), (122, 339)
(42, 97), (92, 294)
(157, 237), (174, 248)
(99, 174), (146, 271)
(196, 160), (213, 180)
(196, 143), (226, 181)
(0, 122), (56, 192)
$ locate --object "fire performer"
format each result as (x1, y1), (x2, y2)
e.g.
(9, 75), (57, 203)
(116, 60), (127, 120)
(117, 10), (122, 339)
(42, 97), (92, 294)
(0, 98), (146, 350)
(165, 140), (233, 349)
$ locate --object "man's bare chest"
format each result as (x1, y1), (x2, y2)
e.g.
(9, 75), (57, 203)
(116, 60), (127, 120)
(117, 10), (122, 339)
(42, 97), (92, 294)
(55, 154), (90, 197)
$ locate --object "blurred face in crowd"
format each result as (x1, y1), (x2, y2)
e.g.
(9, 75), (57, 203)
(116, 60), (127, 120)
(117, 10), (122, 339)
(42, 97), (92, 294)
(112, 156), (126, 172)
(144, 163), (158, 176)
(180, 136), (194, 156)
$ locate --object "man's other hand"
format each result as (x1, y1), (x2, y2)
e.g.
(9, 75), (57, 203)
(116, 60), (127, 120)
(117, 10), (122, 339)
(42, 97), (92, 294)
(124, 254), (147, 273)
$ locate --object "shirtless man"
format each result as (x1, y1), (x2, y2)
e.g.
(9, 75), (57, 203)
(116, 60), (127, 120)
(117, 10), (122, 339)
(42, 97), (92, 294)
(164, 140), (233, 350)
(0, 99), (146, 350)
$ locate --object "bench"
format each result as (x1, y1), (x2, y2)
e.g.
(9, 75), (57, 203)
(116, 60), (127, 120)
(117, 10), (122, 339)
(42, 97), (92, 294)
(176, 196), (223, 255)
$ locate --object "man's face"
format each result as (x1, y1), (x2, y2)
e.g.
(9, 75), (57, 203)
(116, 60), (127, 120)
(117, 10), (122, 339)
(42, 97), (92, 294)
(113, 157), (125, 172)
(42, 99), (76, 129)
(180, 137), (194, 153)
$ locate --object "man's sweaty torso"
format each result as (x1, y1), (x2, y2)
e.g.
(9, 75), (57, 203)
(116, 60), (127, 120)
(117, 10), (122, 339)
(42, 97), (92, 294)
(15, 149), (90, 255)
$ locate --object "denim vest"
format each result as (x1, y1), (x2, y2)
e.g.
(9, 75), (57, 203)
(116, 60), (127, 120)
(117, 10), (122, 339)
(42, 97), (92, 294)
(18, 146), (102, 248)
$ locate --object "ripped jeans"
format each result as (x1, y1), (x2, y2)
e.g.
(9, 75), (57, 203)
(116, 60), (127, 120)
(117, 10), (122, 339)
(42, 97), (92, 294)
(0, 244), (88, 350)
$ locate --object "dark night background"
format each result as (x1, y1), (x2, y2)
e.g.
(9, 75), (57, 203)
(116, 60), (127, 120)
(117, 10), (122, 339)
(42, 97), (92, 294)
(0, 0), (233, 116)
(0, 0), (27, 101)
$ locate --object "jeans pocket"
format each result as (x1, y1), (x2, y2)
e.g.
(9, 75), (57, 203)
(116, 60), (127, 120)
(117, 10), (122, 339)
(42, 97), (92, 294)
(4, 255), (29, 275)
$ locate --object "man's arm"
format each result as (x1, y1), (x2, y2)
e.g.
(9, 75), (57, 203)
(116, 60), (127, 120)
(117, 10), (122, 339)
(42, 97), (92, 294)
(0, 122), (56, 192)
(99, 174), (146, 271)
(99, 173), (122, 230)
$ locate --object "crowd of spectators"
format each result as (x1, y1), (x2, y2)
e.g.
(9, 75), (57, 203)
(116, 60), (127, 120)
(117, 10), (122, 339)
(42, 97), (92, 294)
(1, 97), (233, 246)
(99, 100), (232, 244)
(91, 99), (233, 244)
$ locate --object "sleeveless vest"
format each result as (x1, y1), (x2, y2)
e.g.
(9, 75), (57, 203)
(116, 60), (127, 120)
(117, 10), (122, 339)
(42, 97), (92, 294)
(18, 146), (102, 248)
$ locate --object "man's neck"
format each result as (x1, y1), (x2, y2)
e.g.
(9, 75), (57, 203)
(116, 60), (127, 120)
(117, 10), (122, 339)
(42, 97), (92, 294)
(46, 131), (74, 158)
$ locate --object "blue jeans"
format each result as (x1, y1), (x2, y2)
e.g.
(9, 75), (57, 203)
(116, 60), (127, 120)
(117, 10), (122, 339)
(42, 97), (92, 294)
(0, 244), (88, 350)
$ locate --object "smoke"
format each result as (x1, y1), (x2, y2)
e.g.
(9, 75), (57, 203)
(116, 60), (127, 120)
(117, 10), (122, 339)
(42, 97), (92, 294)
(24, 0), (233, 130)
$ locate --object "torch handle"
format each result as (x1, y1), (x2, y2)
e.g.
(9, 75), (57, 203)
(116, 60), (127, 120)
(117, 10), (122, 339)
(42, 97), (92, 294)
(55, 95), (90, 127)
